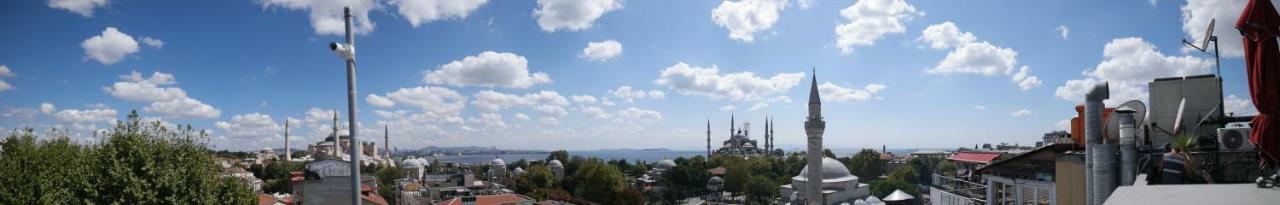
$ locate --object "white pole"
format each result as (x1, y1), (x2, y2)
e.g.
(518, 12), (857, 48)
(341, 6), (363, 205)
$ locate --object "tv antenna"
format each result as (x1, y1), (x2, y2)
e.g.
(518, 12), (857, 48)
(1183, 18), (1221, 76)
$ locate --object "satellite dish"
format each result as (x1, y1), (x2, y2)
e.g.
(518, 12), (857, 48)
(1104, 100), (1148, 142)
(1172, 98), (1188, 136)
(1183, 18), (1215, 52)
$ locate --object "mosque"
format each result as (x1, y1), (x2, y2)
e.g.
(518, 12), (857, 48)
(707, 114), (780, 158)
(778, 70), (870, 204)
(300, 111), (394, 166)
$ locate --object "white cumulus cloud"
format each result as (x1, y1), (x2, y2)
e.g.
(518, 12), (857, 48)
(1011, 109), (1032, 117)
(41, 103), (56, 114)
(424, 51), (551, 88)
(835, 0), (921, 54)
(1055, 37), (1212, 103)
(103, 71), (219, 119)
(1056, 25), (1069, 40)
(617, 107), (662, 123)
(53, 108), (117, 123)
(471, 90), (569, 116)
(580, 40), (623, 61)
(609, 86), (664, 103)
(1181, 0), (1247, 57)
(366, 94), (395, 107)
(144, 98), (221, 119)
(654, 62), (804, 102)
(711, 0), (788, 43)
(391, 0), (488, 27)
(0, 65), (14, 92)
(140, 37), (164, 49)
(82, 27), (139, 65)
(1225, 94), (1258, 116)
(257, 0), (378, 36)
(922, 22), (1040, 90)
(533, 0), (622, 32)
(918, 22), (975, 50)
(215, 113), (282, 141)
(48, 0), (108, 17)
(818, 82), (886, 103)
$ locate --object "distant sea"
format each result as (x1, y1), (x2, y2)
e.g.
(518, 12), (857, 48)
(431, 150), (704, 164)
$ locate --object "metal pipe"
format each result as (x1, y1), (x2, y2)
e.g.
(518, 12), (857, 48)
(342, 7), (363, 205)
(1085, 82), (1109, 205)
(1119, 109), (1137, 186)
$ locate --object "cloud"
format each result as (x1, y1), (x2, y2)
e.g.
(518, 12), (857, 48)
(215, 113), (282, 141)
(366, 94), (395, 107)
(533, 0), (622, 32)
(1056, 25), (1069, 40)
(571, 95), (598, 104)
(1055, 37), (1212, 103)
(1011, 109), (1032, 117)
(1181, 0), (1246, 57)
(48, 0), (108, 17)
(654, 62), (804, 102)
(379, 86), (468, 119)
(974, 104), (986, 111)
(0, 65), (14, 92)
(720, 105), (737, 111)
(53, 108), (117, 123)
(922, 22), (1040, 90)
(818, 82), (886, 103)
(609, 86), (664, 103)
(580, 40), (623, 61)
(835, 0), (921, 54)
(471, 90), (569, 116)
(423, 51), (551, 88)
(391, 0), (488, 27)
(82, 27), (140, 65)
(41, 103), (56, 114)
(143, 98), (221, 119)
(580, 106), (611, 119)
(540, 117), (561, 125)
(1057, 118), (1072, 130)
(1225, 94), (1258, 116)
(140, 37), (164, 49)
(103, 71), (220, 119)
(467, 113), (506, 128)
(617, 107), (662, 123)
(711, 0), (788, 43)
(514, 113), (531, 121)
(918, 22), (975, 50)
(257, 0), (378, 36)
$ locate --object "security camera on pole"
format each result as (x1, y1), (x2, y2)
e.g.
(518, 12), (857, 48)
(328, 6), (362, 205)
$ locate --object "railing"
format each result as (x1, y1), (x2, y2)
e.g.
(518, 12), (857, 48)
(930, 174), (987, 205)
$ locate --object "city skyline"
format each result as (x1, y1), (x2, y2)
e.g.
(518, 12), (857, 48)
(0, 0), (1262, 151)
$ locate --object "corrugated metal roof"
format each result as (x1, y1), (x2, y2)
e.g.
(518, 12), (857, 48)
(948, 152), (1001, 164)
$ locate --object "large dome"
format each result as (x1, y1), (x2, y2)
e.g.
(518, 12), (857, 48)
(792, 157), (858, 183)
(548, 159), (563, 168)
(656, 159), (677, 170)
(491, 158), (506, 166)
(401, 158), (424, 168)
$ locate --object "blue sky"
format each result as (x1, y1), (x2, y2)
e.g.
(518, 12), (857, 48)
(0, 0), (1261, 151)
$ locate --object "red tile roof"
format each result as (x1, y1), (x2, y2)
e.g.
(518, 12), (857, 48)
(436, 194), (534, 205)
(947, 152), (1001, 164)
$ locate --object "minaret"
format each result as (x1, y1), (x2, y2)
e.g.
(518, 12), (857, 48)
(803, 68), (826, 204)
(764, 115), (770, 153)
(384, 125), (390, 159)
(769, 117), (775, 154)
(285, 119), (291, 161)
(730, 113), (736, 137)
(707, 118), (712, 157)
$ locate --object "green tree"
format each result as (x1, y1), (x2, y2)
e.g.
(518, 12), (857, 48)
(514, 165), (557, 199)
(887, 165), (920, 184)
(572, 159), (641, 204)
(847, 149), (884, 180)
(1, 111), (255, 204)
(723, 161), (751, 195)
(744, 175), (778, 204)
(870, 179), (919, 199)
(546, 150), (569, 163)
(936, 160), (958, 176)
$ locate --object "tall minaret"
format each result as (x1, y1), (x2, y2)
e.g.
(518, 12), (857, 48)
(803, 68), (826, 204)
(730, 113), (736, 137)
(764, 115), (770, 153)
(384, 125), (390, 159)
(285, 119), (291, 161)
(706, 118), (712, 157)
(769, 117), (775, 154)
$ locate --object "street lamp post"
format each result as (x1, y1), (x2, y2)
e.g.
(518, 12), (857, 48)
(328, 6), (362, 205)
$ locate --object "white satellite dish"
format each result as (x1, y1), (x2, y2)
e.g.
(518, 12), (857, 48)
(1172, 98), (1188, 136)
(1104, 100), (1148, 142)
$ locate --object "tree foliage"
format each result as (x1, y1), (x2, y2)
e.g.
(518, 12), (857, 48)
(0, 111), (255, 204)
(571, 159), (642, 205)
(847, 149), (884, 179)
(870, 178), (919, 199)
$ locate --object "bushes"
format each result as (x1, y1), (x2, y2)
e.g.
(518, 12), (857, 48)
(0, 111), (255, 204)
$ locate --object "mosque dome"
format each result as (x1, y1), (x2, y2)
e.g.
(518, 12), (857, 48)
(491, 158), (506, 166)
(401, 158), (424, 168)
(656, 159), (677, 170)
(513, 167), (526, 174)
(417, 158), (429, 165)
(792, 157), (858, 183)
(708, 176), (724, 185)
(548, 160), (563, 168)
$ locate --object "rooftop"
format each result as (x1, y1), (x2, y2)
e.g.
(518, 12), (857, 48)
(1105, 184), (1280, 205)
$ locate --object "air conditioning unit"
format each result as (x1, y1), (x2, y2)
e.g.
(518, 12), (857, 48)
(1217, 127), (1255, 152)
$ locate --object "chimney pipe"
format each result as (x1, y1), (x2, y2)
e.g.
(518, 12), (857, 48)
(1085, 82), (1112, 205)
(1118, 109), (1138, 186)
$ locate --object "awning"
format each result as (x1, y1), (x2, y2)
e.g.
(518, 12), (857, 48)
(948, 152), (1002, 164)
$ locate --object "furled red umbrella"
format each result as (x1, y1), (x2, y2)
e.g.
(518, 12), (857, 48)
(1237, 0), (1280, 166)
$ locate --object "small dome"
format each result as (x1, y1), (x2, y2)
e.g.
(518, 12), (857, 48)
(417, 158), (429, 165)
(865, 195), (884, 205)
(656, 159), (677, 170)
(401, 158), (424, 168)
(708, 176), (724, 185)
(491, 158), (506, 166)
(512, 167), (526, 174)
(548, 160), (563, 168)
(792, 157), (858, 183)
